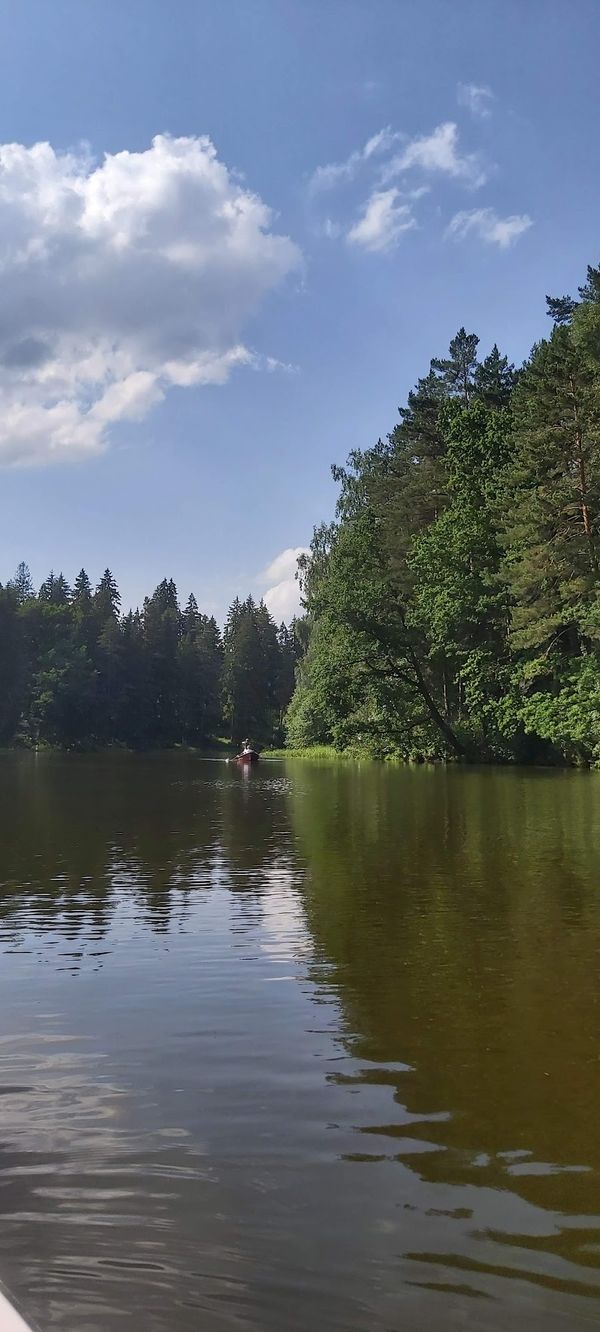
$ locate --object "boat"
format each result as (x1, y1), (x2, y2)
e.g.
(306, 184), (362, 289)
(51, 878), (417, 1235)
(0, 1284), (36, 1331)
(236, 749), (259, 765)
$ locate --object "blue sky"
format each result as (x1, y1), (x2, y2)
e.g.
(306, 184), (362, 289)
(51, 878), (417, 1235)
(0, 0), (598, 620)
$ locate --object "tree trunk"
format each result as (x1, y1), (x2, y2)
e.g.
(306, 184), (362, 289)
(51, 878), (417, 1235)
(569, 376), (595, 563)
(407, 644), (465, 756)
(442, 662), (450, 717)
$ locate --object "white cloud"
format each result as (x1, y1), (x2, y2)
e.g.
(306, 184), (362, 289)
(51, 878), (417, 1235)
(0, 134), (300, 466)
(310, 121), (490, 254)
(457, 82), (494, 119)
(312, 121), (486, 201)
(347, 188), (417, 253)
(446, 206), (533, 248)
(322, 217), (343, 240)
(261, 355), (300, 375)
(308, 126), (398, 194)
(380, 121), (487, 188)
(261, 547), (306, 584)
(258, 546), (308, 622)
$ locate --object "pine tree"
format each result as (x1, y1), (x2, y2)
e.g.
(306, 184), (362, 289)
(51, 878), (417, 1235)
(546, 295), (577, 327)
(504, 323), (600, 658)
(408, 400), (512, 742)
(431, 327), (480, 405)
(573, 264), (600, 371)
(474, 345), (516, 409)
(380, 330), (484, 569)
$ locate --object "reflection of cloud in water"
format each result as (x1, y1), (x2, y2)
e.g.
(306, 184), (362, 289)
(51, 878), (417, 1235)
(259, 863), (311, 964)
(2, 755), (600, 1328)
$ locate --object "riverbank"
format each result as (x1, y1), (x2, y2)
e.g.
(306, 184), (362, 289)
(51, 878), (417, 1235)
(263, 744), (364, 761)
(2, 738), (591, 769)
(262, 743), (596, 769)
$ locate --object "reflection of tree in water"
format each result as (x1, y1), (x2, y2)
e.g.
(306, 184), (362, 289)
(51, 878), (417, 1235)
(286, 761), (600, 1220)
(0, 754), (296, 956)
(4, 754), (600, 1213)
(0, 754), (208, 947)
(2, 753), (600, 1311)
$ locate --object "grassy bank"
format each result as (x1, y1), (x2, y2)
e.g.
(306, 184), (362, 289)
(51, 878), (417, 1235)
(261, 745), (370, 761)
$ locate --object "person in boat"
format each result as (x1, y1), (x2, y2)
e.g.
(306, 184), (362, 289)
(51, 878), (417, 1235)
(237, 740), (259, 763)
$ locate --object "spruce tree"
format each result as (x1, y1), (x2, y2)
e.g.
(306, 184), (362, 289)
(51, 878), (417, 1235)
(0, 588), (24, 741)
(8, 562), (35, 605)
(72, 569), (93, 615)
(143, 580), (181, 745)
(94, 569), (121, 621)
(39, 571), (71, 605)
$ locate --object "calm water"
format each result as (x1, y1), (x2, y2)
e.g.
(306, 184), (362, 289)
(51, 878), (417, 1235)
(0, 755), (599, 1331)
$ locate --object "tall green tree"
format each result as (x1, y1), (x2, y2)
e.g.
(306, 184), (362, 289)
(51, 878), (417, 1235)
(143, 580), (181, 745)
(178, 600), (223, 742)
(222, 597), (281, 746)
(407, 400), (512, 750)
(504, 315), (600, 660)
(431, 327), (480, 404)
(39, 571), (71, 605)
(94, 569), (121, 622)
(0, 588), (25, 742)
(8, 562), (35, 605)
(72, 569), (93, 616)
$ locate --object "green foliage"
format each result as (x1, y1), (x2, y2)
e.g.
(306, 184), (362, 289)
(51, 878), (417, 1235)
(503, 325), (600, 658)
(222, 597), (288, 746)
(0, 570), (297, 752)
(0, 587), (25, 742)
(289, 263), (600, 766)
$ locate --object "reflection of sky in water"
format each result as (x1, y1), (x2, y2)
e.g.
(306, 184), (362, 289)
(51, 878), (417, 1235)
(0, 755), (598, 1329)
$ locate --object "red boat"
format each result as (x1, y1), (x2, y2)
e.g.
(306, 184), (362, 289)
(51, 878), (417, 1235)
(234, 750), (259, 765)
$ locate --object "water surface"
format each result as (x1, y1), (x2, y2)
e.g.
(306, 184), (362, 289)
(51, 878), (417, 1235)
(0, 753), (599, 1330)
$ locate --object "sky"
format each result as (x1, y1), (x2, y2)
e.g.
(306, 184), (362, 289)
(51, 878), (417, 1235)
(0, 0), (598, 621)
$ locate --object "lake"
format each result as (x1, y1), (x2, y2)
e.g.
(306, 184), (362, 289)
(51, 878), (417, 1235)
(0, 752), (599, 1331)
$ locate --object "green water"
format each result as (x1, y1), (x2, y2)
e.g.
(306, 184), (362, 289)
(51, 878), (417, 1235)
(0, 752), (599, 1330)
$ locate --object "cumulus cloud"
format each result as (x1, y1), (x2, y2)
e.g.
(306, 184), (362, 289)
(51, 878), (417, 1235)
(380, 121), (487, 188)
(347, 188), (417, 253)
(457, 82), (494, 119)
(0, 134), (300, 466)
(258, 546), (308, 622)
(446, 206), (533, 248)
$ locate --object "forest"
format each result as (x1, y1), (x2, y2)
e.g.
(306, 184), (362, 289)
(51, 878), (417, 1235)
(287, 262), (600, 766)
(0, 571), (299, 750)
(3, 262), (600, 765)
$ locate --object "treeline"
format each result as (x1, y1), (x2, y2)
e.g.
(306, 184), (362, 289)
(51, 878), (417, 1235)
(0, 569), (300, 749)
(288, 263), (600, 766)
